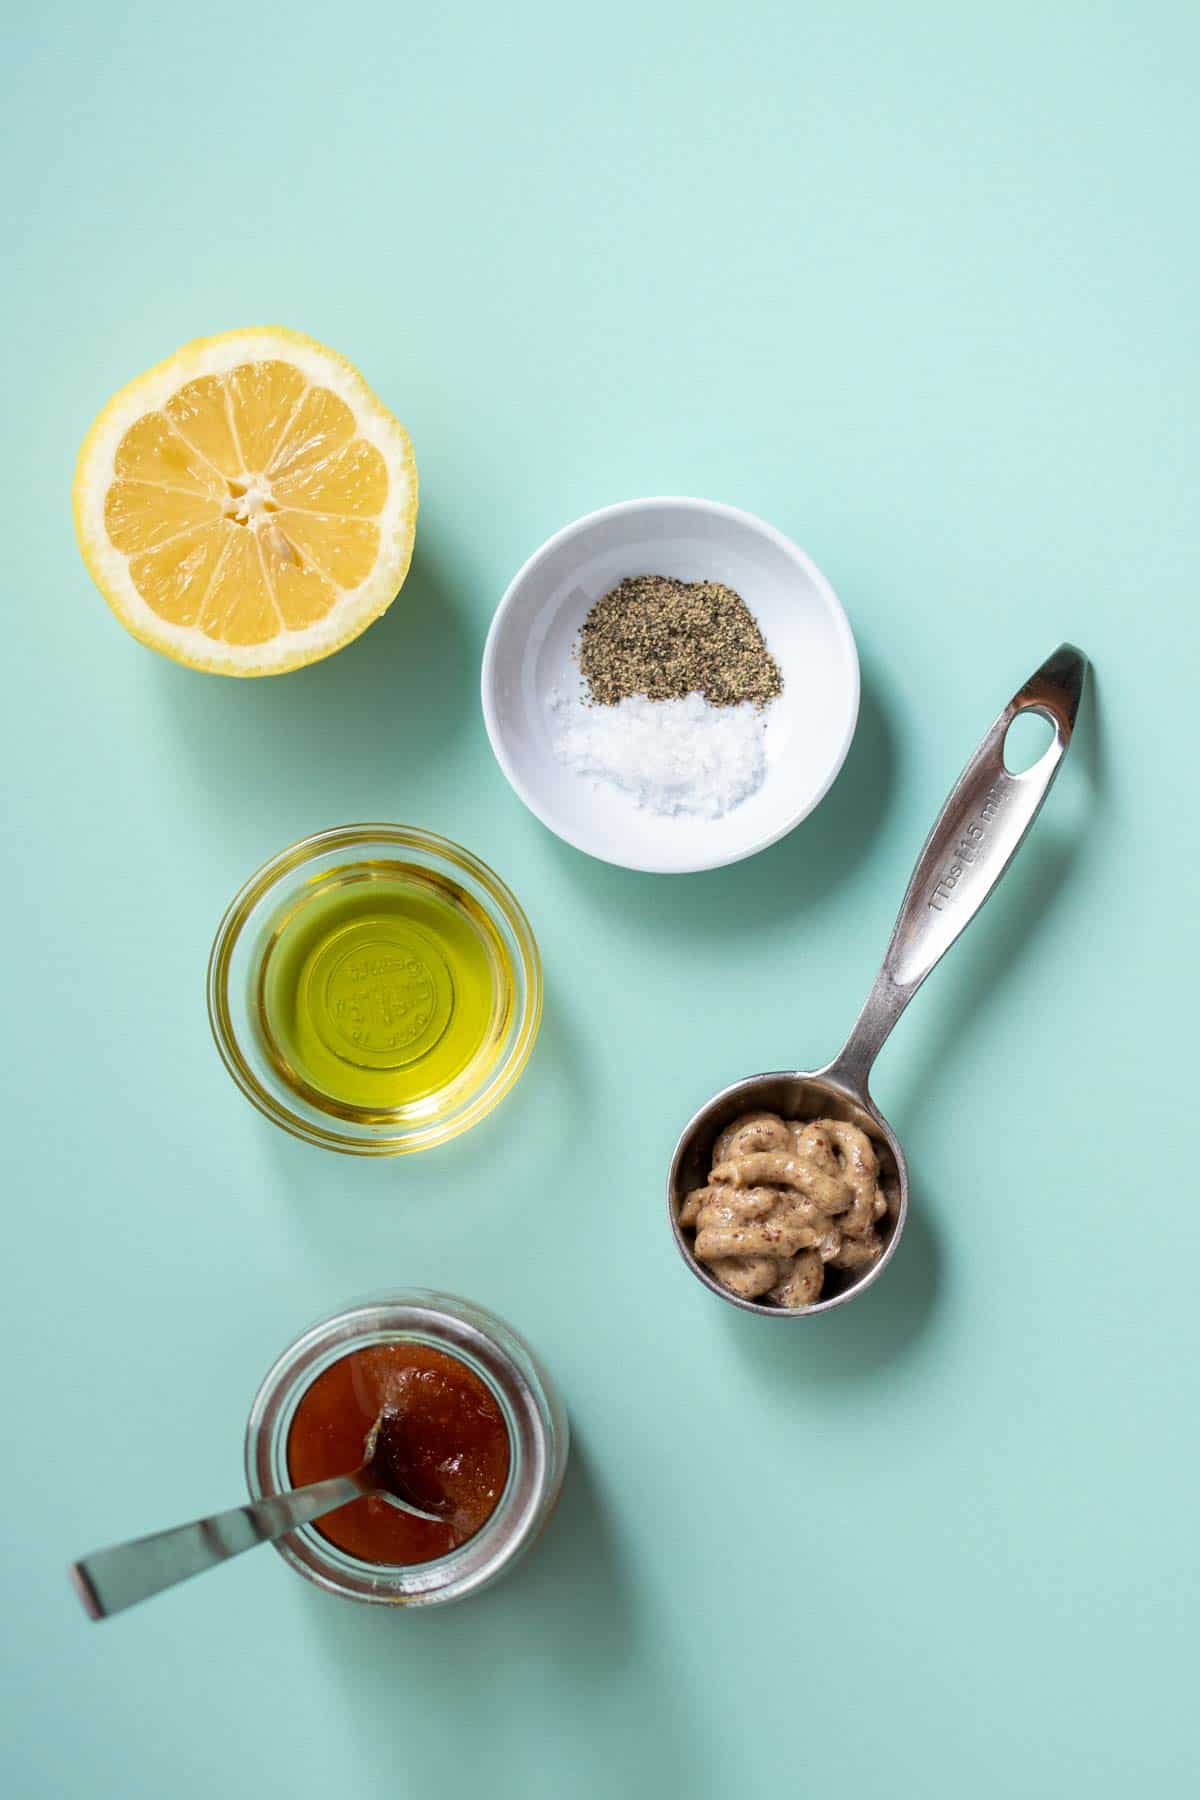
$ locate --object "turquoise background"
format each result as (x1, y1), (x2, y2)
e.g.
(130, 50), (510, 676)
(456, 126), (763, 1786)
(4, 3), (1198, 1794)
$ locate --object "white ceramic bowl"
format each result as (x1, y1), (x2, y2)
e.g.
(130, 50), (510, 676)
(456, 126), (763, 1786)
(481, 498), (860, 874)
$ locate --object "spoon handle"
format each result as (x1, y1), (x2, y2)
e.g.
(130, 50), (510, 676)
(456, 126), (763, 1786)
(826, 643), (1087, 1092)
(69, 1469), (372, 1622)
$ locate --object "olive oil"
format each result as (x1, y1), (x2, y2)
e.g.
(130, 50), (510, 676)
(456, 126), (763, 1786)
(256, 861), (513, 1120)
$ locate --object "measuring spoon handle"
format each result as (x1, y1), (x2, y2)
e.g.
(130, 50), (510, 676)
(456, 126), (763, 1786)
(826, 643), (1087, 1093)
(69, 1468), (372, 1622)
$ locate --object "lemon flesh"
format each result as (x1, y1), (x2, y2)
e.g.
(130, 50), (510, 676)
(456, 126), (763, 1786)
(73, 328), (417, 676)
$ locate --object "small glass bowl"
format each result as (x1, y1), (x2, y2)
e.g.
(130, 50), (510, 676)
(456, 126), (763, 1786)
(207, 824), (541, 1156)
(245, 1292), (569, 1607)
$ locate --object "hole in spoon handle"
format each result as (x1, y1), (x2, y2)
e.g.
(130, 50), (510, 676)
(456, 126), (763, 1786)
(825, 643), (1087, 1093)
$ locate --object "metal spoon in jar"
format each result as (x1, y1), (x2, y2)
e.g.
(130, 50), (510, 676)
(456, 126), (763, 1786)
(69, 1408), (446, 1621)
(668, 644), (1087, 1317)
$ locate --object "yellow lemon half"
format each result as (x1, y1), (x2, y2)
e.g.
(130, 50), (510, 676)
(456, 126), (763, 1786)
(73, 328), (418, 676)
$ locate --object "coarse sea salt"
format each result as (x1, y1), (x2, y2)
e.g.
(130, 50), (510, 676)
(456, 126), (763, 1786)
(549, 690), (768, 819)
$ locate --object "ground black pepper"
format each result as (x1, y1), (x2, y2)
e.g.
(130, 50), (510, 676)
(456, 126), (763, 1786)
(577, 574), (783, 708)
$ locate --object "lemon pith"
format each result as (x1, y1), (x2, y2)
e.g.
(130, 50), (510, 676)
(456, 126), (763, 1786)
(73, 328), (418, 676)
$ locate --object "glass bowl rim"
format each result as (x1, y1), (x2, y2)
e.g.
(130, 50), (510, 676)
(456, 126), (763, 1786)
(207, 823), (542, 1156)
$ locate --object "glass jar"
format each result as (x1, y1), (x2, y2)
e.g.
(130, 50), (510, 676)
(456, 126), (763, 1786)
(245, 1292), (568, 1606)
(208, 825), (541, 1156)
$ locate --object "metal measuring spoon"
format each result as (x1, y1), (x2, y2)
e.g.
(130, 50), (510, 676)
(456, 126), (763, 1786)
(668, 643), (1087, 1317)
(69, 1408), (446, 1621)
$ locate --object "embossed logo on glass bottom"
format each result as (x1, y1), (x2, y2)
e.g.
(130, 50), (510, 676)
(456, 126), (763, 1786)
(310, 926), (454, 1070)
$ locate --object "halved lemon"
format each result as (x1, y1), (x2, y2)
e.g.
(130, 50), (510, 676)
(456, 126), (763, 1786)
(73, 328), (418, 676)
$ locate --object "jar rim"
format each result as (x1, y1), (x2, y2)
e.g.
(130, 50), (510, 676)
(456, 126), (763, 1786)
(244, 1292), (568, 1607)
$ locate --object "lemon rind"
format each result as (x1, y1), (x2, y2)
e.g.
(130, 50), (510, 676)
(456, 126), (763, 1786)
(72, 327), (418, 677)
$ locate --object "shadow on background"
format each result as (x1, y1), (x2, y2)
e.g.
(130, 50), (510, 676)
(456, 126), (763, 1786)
(300, 1433), (707, 1790)
(886, 660), (1103, 1138)
(544, 655), (899, 935)
(718, 1196), (941, 1386)
(259, 987), (595, 1255)
(1075, 657), (1106, 795)
(149, 546), (476, 786)
(502, 1435), (635, 1671)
